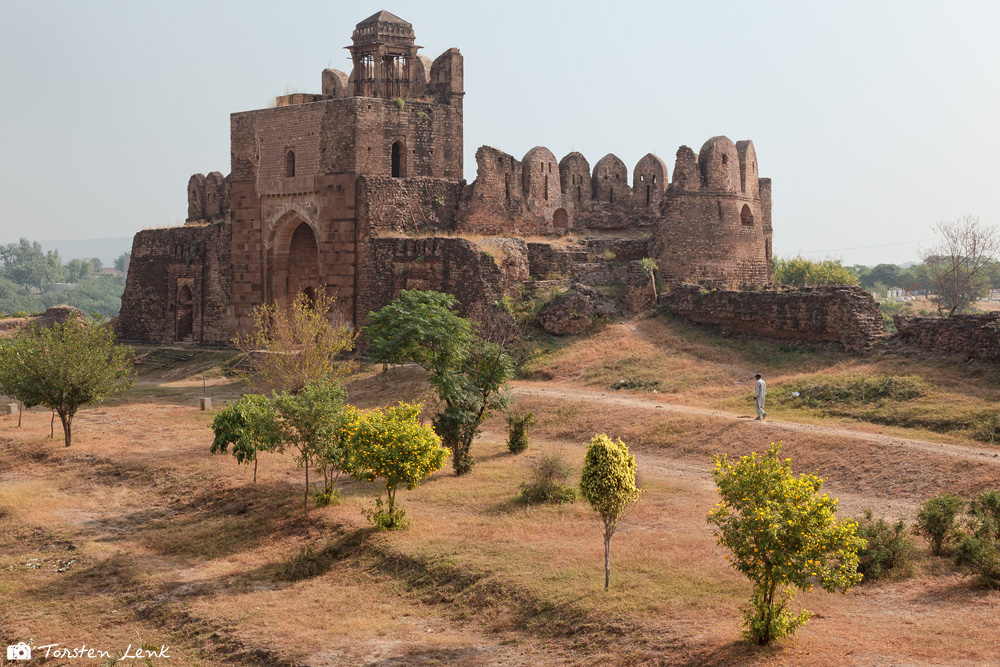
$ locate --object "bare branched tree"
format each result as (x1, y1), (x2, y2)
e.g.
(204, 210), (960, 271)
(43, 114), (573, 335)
(919, 215), (1000, 315)
(233, 288), (357, 395)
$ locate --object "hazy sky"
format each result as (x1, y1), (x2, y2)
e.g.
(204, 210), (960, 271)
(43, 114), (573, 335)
(2, 0), (998, 265)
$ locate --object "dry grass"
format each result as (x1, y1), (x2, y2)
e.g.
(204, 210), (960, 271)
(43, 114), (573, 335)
(2, 328), (1000, 664)
(521, 316), (1000, 444)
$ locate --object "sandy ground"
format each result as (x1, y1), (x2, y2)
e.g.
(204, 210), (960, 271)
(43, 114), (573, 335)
(1, 360), (1000, 665)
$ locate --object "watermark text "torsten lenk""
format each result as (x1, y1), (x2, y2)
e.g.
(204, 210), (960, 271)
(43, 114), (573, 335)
(32, 644), (171, 659)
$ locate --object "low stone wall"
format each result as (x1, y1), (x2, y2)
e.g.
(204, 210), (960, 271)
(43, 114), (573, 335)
(526, 243), (588, 279)
(893, 313), (1000, 361)
(659, 284), (887, 351)
(584, 237), (650, 262)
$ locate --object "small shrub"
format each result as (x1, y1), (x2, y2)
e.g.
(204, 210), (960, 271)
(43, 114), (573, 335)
(968, 489), (1000, 541)
(600, 250), (617, 261)
(951, 490), (1000, 588)
(854, 509), (915, 582)
(432, 194), (446, 207)
(313, 488), (341, 507)
(363, 496), (409, 531)
(12, 310), (30, 318)
(507, 411), (535, 454)
(518, 452), (577, 504)
(393, 97), (405, 110)
(416, 109), (430, 120)
(784, 374), (924, 407)
(611, 377), (661, 392)
(916, 492), (965, 556)
(954, 535), (1000, 588)
(972, 411), (1000, 444)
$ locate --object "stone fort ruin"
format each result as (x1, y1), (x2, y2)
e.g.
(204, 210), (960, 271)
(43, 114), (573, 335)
(117, 10), (773, 344)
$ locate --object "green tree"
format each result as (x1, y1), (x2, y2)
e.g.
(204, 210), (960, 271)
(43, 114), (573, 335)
(234, 288), (357, 395)
(273, 380), (350, 514)
(365, 290), (514, 475)
(114, 252), (131, 273)
(862, 264), (902, 289)
(64, 258), (95, 283)
(772, 256), (859, 287)
(44, 274), (126, 318)
(345, 402), (448, 530)
(579, 434), (643, 591)
(210, 394), (283, 483)
(640, 257), (659, 299)
(851, 265), (872, 287)
(707, 443), (864, 645)
(0, 317), (134, 446)
(0, 238), (63, 291)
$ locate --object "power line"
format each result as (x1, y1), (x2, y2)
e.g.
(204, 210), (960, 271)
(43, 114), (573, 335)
(791, 238), (936, 255)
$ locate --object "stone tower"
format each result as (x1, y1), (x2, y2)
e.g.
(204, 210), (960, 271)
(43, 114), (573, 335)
(348, 11), (421, 99)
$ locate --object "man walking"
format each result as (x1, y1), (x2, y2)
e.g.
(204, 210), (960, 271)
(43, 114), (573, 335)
(754, 373), (767, 421)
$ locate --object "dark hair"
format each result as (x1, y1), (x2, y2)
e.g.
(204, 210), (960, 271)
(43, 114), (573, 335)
(755, 374), (762, 378)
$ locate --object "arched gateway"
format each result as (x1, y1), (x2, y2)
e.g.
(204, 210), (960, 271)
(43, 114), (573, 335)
(267, 216), (320, 304)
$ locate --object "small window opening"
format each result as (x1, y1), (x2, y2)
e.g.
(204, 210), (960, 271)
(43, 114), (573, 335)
(717, 201), (724, 220)
(577, 185), (582, 202)
(741, 204), (754, 226)
(609, 189), (614, 204)
(544, 175), (549, 200)
(722, 154), (729, 166)
(646, 185), (651, 206)
(285, 150), (295, 177)
(391, 141), (403, 177)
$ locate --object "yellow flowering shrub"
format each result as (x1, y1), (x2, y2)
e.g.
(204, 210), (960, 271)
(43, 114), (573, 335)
(707, 443), (864, 645)
(345, 402), (448, 530)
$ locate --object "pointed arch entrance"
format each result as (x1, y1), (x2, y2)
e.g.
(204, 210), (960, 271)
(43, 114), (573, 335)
(267, 215), (320, 305)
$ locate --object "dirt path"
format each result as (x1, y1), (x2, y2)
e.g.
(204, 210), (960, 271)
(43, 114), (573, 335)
(512, 381), (1000, 466)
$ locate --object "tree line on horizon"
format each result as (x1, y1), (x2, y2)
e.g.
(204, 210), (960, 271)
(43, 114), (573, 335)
(774, 215), (1000, 316)
(0, 238), (130, 318)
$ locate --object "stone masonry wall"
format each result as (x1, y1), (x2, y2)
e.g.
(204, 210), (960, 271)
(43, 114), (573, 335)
(356, 176), (464, 235)
(527, 243), (588, 279)
(660, 285), (887, 351)
(355, 237), (508, 328)
(893, 313), (1000, 361)
(117, 222), (233, 345)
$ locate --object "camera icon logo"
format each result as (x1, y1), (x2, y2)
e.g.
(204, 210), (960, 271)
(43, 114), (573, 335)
(7, 642), (32, 660)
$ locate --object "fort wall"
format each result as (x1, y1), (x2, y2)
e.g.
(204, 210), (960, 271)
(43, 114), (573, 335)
(659, 285), (887, 351)
(116, 222), (233, 345)
(120, 12), (778, 347)
(356, 237), (515, 328)
(893, 313), (1000, 361)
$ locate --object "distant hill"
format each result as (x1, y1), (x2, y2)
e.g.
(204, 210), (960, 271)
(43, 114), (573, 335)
(37, 237), (134, 265)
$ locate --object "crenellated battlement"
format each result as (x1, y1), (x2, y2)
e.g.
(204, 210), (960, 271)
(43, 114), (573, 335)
(122, 10), (774, 345)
